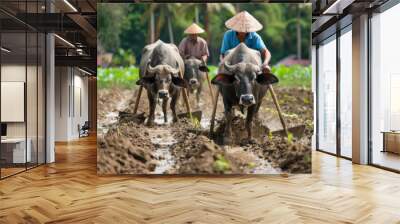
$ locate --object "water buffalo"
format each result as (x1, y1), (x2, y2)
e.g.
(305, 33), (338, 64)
(212, 43), (277, 144)
(136, 40), (187, 126)
(183, 57), (207, 106)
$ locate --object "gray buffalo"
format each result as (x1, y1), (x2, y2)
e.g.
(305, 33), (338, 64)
(212, 43), (278, 144)
(136, 40), (187, 126)
(183, 57), (207, 106)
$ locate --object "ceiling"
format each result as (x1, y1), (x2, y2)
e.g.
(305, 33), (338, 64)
(311, 0), (390, 44)
(0, 0), (97, 74)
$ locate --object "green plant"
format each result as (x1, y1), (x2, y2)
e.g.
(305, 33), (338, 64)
(271, 64), (311, 89)
(213, 154), (231, 172)
(268, 130), (273, 140)
(97, 66), (140, 89)
(97, 64), (312, 89)
(112, 48), (136, 67)
(191, 117), (201, 129)
(287, 131), (293, 144)
(303, 97), (310, 104)
(248, 162), (257, 169)
(305, 119), (313, 129)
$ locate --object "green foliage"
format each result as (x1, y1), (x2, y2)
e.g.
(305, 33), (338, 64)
(248, 162), (257, 169)
(268, 130), (273, 140)
(305, 119), (313, 130)
(213, 154), (231, 172)
(303, 97), (310, 104)
(191, 117), (201, 129)
(97, 3), (312, 65)
(272, 64), (311, 88)
(112, 49), (136, 67)
(97, 64), (312, 89)
(287, 132), (293, 144)
(97, 66), (139, 89)
(98, 4), (129, 52)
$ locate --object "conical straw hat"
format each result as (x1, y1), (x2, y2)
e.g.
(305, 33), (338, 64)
(225, 11), (263, 33)
(184, 23), (205, 34)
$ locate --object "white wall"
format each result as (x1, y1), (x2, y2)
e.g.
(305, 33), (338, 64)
(55, 66), (70, 141)
(72, 73), (89, 138)
(311, 45), (316, 150)
(54, 67), (89, 141)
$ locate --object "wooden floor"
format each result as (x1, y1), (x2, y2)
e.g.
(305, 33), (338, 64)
(1, 167), (26, 178)
(373, 150), (400, 171)
(0, 135), (400, 224)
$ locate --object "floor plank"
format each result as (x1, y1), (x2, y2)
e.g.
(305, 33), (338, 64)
(0, 135), (399, 223)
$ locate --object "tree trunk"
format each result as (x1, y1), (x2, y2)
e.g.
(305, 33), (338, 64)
(195, 5), (199, 24)
(204, 4), (213, 63)
(155, 13), (162, 40)
(167, 15), (174, 44)
(235, 3), (240, 12)
(296, 5), (301, 59)
(150, 9), (155, 43)
(204, 4), (210, 42)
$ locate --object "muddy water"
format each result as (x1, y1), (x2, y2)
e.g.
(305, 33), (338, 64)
(148, 127), (176, 174)
(226, 146), (281, 174)
(98, 93), (131, 135)
(147, 111), (177, 174)
(251, 152), (281, 174)
(200, 117), (211, 129)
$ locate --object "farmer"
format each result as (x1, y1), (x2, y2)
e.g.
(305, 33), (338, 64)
(178, 23), (209, 63)
(219, 11), (272, 74)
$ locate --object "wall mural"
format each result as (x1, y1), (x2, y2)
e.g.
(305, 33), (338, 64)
(97, 3), (313, 175)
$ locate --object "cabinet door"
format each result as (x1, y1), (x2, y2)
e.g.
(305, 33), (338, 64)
(386, 133), (400, 154)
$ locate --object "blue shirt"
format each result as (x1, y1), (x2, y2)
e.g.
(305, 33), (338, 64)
(220, 30), (267, 55)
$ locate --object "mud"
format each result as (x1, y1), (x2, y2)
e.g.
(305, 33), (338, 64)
(168, 119), (281, 174)
(97, 122), (157, 174)
(98, 84), (313, 174)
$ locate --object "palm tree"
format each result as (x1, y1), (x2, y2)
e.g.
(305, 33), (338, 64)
(195, 5), (199, 24)
(296, 5), (301, 59)
(167, 14), (174, 44)
(288, 4), (310, 59)
(150, 7), (155, 43)
(143, 4), (156, 43)
(295, 4), (311, 60)
(144, 4), (181, 44)
(235, 3), (241, 12)
(204, 3), (236, 44)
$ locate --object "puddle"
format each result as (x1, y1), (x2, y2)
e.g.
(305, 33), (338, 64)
(106, 112), (119, 123)
(98, 112), (119, 135)
(251, 154), (281, 174)
(98, 95), (130, 135)
(200, 117), (211, 129)
(153, 111), (173, 125)
(227, 147), (281, 174)
(148, 112), (176, 174)
(149, 129), (177, 174)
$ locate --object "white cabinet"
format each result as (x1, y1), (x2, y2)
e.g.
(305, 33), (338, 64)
(1, 138), (32, 163)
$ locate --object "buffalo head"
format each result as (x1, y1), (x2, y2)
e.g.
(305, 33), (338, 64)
(137, 62), (187, 99)
(211, 62), (278, 106)
(183, 58), (206, 92)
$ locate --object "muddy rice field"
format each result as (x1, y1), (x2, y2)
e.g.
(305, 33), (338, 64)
(97, 85), (313, 175)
